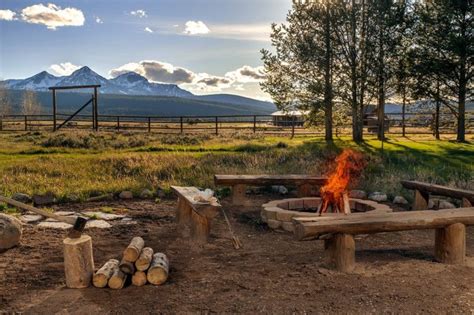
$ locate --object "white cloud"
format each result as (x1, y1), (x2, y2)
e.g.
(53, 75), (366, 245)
(0, 9), (17, 21)
(21, 3), (85, 30)
(204, 24), (271, 42)
(95, 17), (103, 24)
(109, 60), (195, 84)
(226, 65), (266, 83)
(183, 21), (210, 35)
(50, 62), (81, 76)
(144, 27), (153, 33)
(130, 10), (147, 18)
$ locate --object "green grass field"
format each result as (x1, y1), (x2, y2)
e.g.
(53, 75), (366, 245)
(0, 131), (472, 203)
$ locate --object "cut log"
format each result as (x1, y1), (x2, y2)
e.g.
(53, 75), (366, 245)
(63, 235), (95, 289)
(325, 233), (355, 272)
(93, 259), (119, 288)
(120, 258), (136, 275)
(147, 253), (169, 285)
(135, 247), (154, 271)
(123, 237), (145, 262)
(462, 198), (472, 207)
(401, 181), (474, 201)
(215, 174), (327, 186)
(342, 193), (351, 215)
(191, 211), (210, 243)
(176, 197), (192, 228)
(132, 271), (148, 287)
(0, 214), (22, 251)
(108, 268), (127, 289)
(435, 223), (466, 265)
(413, 189), (429, 210)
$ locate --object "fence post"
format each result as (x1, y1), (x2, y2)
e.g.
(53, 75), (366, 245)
(180, 117), (183, 134)
(253, 115), (257, 133)
(402, 103), (406, 137)
(291, 117), (295, 138)
(215, 117), (219, 136)
(148, 117), (151, 133)
(0, 117), (3, 131)
(52, 89), (57, 131)
(117, 116), (120, 131)
(24, 115), (28, 131)
(94, 88), (99, 131)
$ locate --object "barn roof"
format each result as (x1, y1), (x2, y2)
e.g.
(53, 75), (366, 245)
(271, 110), (310, 116)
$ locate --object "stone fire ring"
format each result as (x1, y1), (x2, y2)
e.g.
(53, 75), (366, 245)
(261, 197), (393, 233)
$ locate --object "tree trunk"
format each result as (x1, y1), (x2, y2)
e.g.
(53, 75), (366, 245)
(457, 1), (467, 142)
(324, 7), (333, 142)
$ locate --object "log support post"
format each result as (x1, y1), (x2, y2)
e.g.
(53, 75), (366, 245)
(324, 233), (355, 273)
(176, 197), (192, 233)
(232, 184), (247, 206)
(191, 211), (210, 243)
(435, 223), (466, 265)
(413, 189), (429, 210)
(297, 184), (313, 197)
(462, 198), (472, 207)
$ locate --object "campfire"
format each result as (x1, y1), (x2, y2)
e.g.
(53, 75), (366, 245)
(318, 149), (365, 215)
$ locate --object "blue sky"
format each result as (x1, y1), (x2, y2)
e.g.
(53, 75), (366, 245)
(0, 0), (292, 100)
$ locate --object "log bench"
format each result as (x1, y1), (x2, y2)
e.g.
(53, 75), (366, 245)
(171, 186), (221, 243)
(401, 180), (474, 210)
(214, 175), (327, 206)
(293, 208), (474, 272)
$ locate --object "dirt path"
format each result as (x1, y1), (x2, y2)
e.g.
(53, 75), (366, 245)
(1, 198), (473, 314)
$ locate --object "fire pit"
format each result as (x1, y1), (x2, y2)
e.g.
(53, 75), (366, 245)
(261, 197), (393, 232)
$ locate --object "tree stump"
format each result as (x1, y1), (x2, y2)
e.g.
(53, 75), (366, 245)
(63, 235), (95, 288)
(0, 214), (22, 251)
(147, 253), (169, 285)
(325, 233), (355, 273)
(93, 259), (119, 288)
(435, 223), (466, 265)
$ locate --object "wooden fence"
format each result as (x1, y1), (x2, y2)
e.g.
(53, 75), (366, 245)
(0, 112), (472, 137)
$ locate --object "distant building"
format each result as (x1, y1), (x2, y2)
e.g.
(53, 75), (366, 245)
(271, 110), (310, 126)
(364, 105), (390, 133)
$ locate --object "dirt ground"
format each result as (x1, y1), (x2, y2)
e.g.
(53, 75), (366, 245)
(1, 195), (473, 314)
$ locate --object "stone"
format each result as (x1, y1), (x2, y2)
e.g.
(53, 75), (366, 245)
(272, 185), (288, 195)
(19, 214), (44, 223)
(54, 211), (76, 217)
(428, 199), (440, 209)
(12, 193), (32, 204)
(267, 219), (281, 229)
(140, 189), (154, 199)
(439, 200), (456, 209)
(82, 211), (125, 221)
(0, 214), (22, 251)
(85, 220), (112, 229)
(38, 221), (72, 230)
(65, 194), (81, 203)
(368, 192), (388, 202)
(156, 188), (166, 198)
(393, 196), (408, 205)
(119, 191), (134, 200)
(33, 192), (56, 206)
(349, 190), (367, 199)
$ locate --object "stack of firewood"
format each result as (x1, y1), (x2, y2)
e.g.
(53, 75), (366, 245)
(92, 237), (169, 289)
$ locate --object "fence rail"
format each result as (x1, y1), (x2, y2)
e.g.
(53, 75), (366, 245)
(0, 112), (472, 137)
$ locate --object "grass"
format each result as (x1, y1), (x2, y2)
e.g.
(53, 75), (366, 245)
(0, 131), (472, 203)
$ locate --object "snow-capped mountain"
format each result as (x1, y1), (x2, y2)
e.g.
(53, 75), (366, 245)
(3, 71), (63, 91)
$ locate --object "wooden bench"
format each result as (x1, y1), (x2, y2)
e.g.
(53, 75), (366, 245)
(293, 208), (474, 272)
(214, 175), (327, 206)
(401, 180), (474, 210)
(171, 186), (221, 243)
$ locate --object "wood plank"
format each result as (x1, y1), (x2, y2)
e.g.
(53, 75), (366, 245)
(294, 208), (474, 240)
(214, 174), (327, 186)
(171, 186), (221, 218)
(401, 180), (474, 201)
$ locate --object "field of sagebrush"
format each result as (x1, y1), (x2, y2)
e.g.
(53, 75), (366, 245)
(0, 131), (472, 203)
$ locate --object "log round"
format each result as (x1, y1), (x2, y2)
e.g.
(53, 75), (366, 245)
(93, 259), (119, 288)
(147, 253), (169, 285)
(108, 268), (128, 289)
(63, 235), (95, 289)
(325, 233), (355, 273)
(435, 223), (466, 265)
(0, 214), (22, 251)
(135, 247), (154, 271)
(132, 271), (148, 287)
(119, 258), (136, 275)
(123, 237), (145, 262)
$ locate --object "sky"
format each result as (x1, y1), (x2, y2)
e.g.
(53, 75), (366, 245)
(0, 0), (292, 100)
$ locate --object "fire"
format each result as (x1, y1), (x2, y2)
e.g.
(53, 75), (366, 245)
(319, 149), (365, 215)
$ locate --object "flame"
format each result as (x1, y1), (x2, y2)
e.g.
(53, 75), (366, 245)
(320, 149), (365, 213)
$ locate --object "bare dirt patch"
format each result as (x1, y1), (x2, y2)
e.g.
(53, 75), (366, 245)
(1, 197), (473, 314)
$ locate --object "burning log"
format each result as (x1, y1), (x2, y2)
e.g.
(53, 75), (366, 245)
(135, 247), (154, 271)
(123, 237), (145, 262)
(147, 253), (169, 285)
(132, 271), (148, 287)
(93, 259), (119, 288)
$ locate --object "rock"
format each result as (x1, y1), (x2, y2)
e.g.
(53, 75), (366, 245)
(140, 189), (154, 199)
(32, 192), (56, 206)
(119, 191), (134, 200)
(428, 198), (440, 209)
(20, 214), (44, 223)
(82, 211), (125, 221)
(393, 196), (408, 205)
(368, 192), (388, 202)
(349, 190), (367, 199)
(12, 193), (32, 204)
(65, 194), (81, 203)
(0, 214), (22, 251)
(85, 220), (112, 229)
(439, 200), (456, 209)
(87, 194), (114, 202)
(38, 221), (72, 230)
(156, 188), (166, 198)
(54, 211), (76, 217)
(272, 185), (288, 195)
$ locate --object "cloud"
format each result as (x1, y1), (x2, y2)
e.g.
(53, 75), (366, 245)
(109, 60), (195, 84)
(203, 24), (271, 42)
(130, 10), (147, 18)
(183, 21), (210, 35)
(95, 17), (103, 24)
(50, 62), (81, 76)
(144, 27), (153, 33)
(226, 65), (266, 83)
(21, 3), (85, 30)
(0, 9), (17, 21)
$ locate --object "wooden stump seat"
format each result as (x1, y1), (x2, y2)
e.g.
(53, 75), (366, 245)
(171, 186), (221, 243)
(293, 208), (474, 272)
(401, 180), (474, 210)
(214, 174), (327, 206)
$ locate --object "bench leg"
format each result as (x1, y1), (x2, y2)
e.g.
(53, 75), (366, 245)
(176, 197), (192, 226)
(462, 198), (472, 207)
(191, 211), (210, 243)
(435, 223), (466, 265)
(413, 189), (429, 210)
(325, 233), (355, 273)
(232, 184), (247, 206)
(297, 184), (313, 197)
